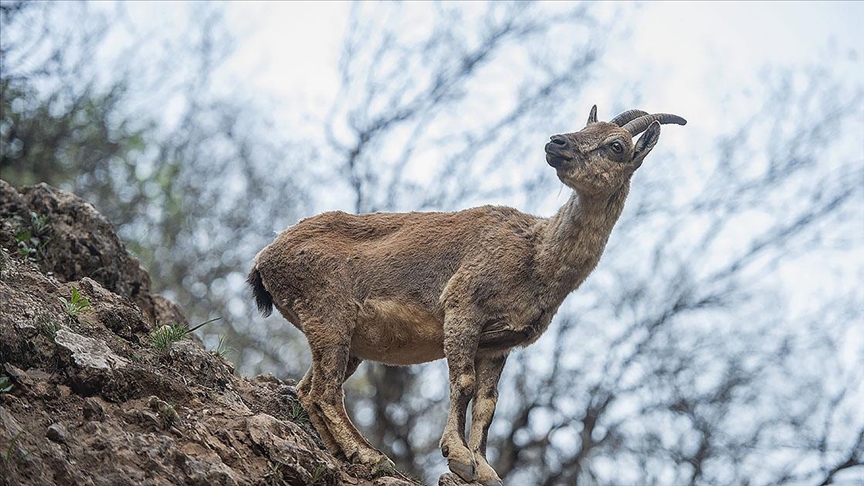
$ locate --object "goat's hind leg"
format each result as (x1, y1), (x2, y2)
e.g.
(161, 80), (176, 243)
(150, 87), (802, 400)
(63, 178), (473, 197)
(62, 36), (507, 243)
(301, 331), (394, 473)
(297, 366), (340, 453)
(297, 355), (365, 457)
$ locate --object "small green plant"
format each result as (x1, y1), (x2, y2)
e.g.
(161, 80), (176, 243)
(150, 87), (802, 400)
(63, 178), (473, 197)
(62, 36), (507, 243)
(15, 228), (37, 259)
(148, 316), (221, 352)
(59, 286), (92, 318)
(14, 212), (51, 262)
(265, 460), (284, 486)
(149, 397), (179, 426)
(0, 376), (12, 393)
(29, 211), (49, 235)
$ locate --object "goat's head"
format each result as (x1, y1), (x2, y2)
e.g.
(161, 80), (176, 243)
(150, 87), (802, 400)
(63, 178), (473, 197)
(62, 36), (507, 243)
(545, 106), (686, 196)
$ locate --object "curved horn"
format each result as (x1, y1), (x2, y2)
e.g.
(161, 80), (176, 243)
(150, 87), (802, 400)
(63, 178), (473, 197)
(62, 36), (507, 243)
(622, 113), (687, 136)
(587, 105), (598, 125)
(609, 109), (648, 127)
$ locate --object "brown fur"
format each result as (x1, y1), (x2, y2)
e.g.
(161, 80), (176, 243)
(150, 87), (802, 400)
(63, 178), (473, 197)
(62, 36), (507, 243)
(248, 107), (682, 484)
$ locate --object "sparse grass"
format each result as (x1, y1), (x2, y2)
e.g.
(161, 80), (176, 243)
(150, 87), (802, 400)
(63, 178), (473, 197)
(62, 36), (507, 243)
(0, 430), (27, 471)
(211, 335), (235, 360)
(289, 401), (310, 424)
(35, 315), (61, 340)
(148, 316), (221, 353)
(148, 323), (187, 352)
(308, 464), (326, 486)
(59, 286), (91, 318)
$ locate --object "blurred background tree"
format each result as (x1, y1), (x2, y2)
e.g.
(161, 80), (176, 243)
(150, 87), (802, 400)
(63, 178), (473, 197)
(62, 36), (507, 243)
(1, 1), (861, 484)
(1, 0), (311, 372)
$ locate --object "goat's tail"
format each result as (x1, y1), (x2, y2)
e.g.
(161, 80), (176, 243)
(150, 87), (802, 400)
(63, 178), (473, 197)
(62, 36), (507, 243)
(247, 266), (273, 317)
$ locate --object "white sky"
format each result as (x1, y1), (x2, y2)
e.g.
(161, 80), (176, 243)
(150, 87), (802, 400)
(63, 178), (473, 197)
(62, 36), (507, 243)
(90, 1), (864, 158)
(220, 1), (349, 132)
(215, 1), (864, 131)
(86, 0), (862, 163)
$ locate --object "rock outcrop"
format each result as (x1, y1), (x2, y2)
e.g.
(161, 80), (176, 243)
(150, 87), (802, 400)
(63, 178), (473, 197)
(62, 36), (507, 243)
(0, 181), (421, 486)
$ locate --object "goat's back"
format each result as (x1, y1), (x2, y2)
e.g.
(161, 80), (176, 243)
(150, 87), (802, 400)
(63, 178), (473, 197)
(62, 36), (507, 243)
(254, 206), (540, 306)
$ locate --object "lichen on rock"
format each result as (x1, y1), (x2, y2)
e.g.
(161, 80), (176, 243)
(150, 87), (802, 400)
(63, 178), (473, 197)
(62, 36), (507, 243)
(54, 328), (130, 371)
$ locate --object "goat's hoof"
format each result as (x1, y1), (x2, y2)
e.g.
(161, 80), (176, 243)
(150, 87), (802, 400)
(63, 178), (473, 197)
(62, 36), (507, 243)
(370, 456), (397, 476)
(447, 458), (476, 483)
(475, 460), (503, 486)
(481, 478), (503, 486)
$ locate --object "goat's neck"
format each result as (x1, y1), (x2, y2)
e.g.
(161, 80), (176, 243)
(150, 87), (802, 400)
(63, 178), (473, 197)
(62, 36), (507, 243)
(537, 183), (630, 297)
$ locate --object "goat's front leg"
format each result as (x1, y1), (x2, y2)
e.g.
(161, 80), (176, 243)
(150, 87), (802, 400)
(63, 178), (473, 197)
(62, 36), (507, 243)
(440, 314), (481, 482)
(469, 353), (507, 486)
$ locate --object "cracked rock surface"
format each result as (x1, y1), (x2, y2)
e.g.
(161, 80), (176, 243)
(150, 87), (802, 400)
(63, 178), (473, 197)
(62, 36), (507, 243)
(0, 181), (419, 486)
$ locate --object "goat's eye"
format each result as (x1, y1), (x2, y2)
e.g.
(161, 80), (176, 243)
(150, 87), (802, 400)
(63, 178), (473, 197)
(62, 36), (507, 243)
(610, 141), (624, 154)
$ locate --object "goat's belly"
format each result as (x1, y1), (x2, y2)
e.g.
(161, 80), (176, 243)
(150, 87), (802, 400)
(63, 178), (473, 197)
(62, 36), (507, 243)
(351, 299), (445, 366)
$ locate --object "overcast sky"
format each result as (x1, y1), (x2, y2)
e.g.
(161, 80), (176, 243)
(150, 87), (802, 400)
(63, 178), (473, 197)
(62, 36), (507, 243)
(214, 1), (864, 133)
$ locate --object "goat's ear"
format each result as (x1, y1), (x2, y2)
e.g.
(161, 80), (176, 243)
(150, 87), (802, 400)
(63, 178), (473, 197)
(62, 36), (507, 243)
(631, 120), (661, 170)
(586, 105), (598, 126)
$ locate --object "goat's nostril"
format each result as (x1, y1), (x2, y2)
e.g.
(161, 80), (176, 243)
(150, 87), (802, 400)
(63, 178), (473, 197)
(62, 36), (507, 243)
(550, 135), (567, 146)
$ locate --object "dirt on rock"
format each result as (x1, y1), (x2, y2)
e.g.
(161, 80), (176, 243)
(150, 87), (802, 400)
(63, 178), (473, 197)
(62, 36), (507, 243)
(0, 180), (422, 486)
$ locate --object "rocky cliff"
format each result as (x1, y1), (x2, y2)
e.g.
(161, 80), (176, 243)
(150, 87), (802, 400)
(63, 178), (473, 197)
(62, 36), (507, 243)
(0, 181), (457, 486)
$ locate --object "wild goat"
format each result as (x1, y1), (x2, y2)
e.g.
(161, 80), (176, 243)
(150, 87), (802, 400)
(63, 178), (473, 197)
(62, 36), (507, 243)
(247, 106), (686, 485)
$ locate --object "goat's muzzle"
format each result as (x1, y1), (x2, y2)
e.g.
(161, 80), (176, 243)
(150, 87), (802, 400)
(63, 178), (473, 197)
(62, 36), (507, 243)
(545, 135), (572, 168)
